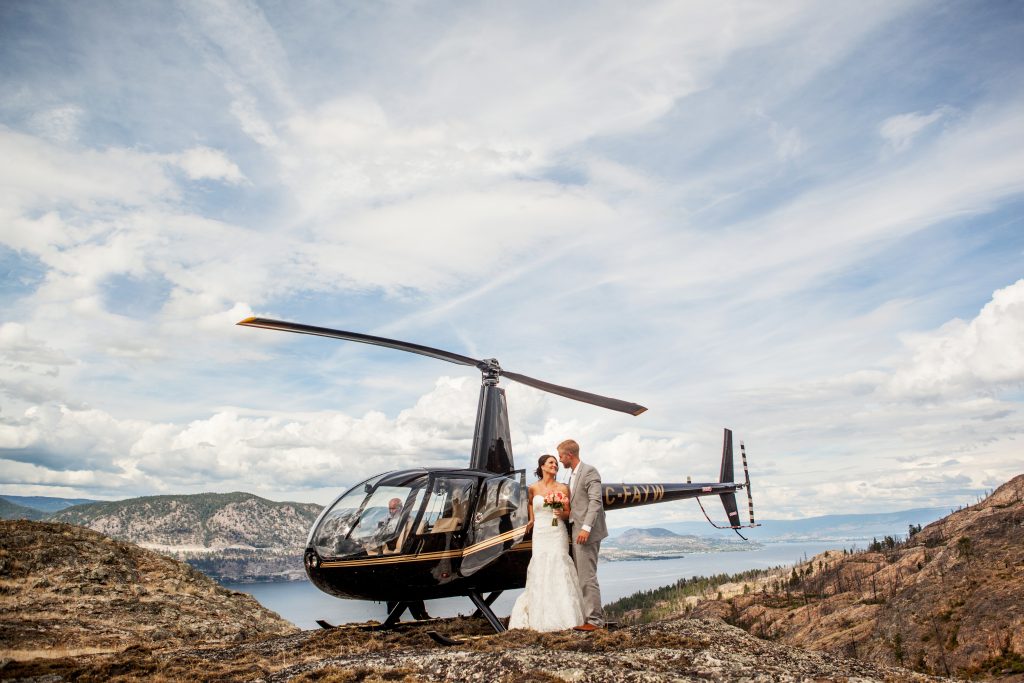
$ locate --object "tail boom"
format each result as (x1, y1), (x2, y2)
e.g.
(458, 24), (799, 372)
(602, 428), (757, 536)
(602, 481), (741, 512)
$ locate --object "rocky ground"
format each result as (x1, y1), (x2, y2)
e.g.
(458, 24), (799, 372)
(3, 613), (957, 682)
(0, 520), (297, 661)
(1, 519), (961, 682)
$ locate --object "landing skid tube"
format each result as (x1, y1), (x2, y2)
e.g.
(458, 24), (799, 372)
(315, 600), (437, 632)
(470, 590), (503, 619)
(361, 599), (431, 631)
(426, 590), (506, 646)
(467, 590), (506, 633)
(318, 592), (506, 642)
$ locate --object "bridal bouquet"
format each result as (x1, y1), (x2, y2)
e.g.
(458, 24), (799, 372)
(543, 491), (568, 526)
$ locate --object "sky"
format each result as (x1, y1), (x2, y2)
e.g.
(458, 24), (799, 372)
(1, 0), (1022, 529)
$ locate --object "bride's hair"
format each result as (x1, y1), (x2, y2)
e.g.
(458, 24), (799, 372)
(534, 454), (556, 479)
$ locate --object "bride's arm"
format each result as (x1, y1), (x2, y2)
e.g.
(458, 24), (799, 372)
(526, 483), (535, 529)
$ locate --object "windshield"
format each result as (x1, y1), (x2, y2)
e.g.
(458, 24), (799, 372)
(311, 474), (428, 559)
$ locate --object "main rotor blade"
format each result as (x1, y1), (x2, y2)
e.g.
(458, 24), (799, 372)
(500, 370), (647, 416)
(239, 317), (648, 416)
(237, 317), (481, 368)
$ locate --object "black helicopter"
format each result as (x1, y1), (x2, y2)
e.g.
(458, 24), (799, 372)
(237, 317), (756, 634)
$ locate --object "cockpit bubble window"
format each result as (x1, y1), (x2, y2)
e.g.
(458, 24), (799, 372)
(311, 474), (428, 559)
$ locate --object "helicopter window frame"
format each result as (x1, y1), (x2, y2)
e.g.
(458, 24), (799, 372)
(460, 470), (528, 577)
(470, 470), (527, 530)
(306, 472), (390, 548)
(413, 476), (478, 536)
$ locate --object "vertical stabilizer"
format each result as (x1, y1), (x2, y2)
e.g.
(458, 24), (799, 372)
(719, 428), (734, 483)
(718, 428), (740, 528)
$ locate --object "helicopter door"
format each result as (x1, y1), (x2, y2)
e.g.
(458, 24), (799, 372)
(460, 471), (528, 577)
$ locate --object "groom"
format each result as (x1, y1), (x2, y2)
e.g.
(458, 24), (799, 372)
(558, 439), (607, 631)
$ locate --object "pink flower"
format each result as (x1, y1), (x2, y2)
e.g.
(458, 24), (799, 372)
(543, 491), (567, 508)
(543, 491), (567, 526)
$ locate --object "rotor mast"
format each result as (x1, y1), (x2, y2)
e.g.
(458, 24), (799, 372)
(470, 359), (514, 474)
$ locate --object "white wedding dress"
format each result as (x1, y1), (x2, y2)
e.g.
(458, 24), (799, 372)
(508, 495), (584, 631)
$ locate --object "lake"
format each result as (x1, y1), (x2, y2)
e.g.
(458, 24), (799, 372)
(223, 540), (841, 629)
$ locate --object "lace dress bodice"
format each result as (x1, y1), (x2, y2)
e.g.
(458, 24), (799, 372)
(531, 493), (568, 536)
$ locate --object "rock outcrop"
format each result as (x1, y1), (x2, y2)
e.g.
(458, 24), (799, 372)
(0, 520), (298, 662)
(690, 474), (1024, 681)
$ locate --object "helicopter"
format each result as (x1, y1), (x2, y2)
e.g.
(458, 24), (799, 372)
(237, 317), (757, 635)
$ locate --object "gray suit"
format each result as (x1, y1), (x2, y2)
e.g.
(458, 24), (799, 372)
(568, 462), (606, 626)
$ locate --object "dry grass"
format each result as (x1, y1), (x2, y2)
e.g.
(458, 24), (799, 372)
(289, 666), (425, 682)
(0, 645), (122, 661)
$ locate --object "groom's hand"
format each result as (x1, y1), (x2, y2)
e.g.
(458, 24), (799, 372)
(576, 529), (590, 544)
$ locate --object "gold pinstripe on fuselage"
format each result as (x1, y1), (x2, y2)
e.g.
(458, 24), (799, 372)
(319, 524), (532, 569)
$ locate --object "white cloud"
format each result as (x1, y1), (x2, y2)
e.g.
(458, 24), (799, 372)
(0, 323), (74, 367)
(178, 0), (295, 111)
(0, 403), (147, 472)
(27, 105), (85, 144)
(172, 147), (246, 184)
(0, 128), (176, 229)
(614, 100), (1024, 304)
(880, 107), (948, 152)
(0, 378), (478, 497)
(889, 279), (1024, 398)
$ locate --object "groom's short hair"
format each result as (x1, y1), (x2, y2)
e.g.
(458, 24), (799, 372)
(557, 439), (579, 457)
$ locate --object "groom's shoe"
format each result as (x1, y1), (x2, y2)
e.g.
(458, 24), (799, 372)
(573, 623), (601, 632)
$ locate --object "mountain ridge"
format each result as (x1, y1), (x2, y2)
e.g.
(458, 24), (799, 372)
(47, 492), (322, 582)
(0, 494), (97, 513)
(0, 497), (45, 521)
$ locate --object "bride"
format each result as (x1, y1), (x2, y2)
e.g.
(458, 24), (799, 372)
(508, 454), (584, 631)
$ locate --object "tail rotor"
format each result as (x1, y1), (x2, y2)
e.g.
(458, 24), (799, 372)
(697, 428), (760, 539)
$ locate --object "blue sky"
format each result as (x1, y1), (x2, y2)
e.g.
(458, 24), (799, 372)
(0, 0), (1021, 527)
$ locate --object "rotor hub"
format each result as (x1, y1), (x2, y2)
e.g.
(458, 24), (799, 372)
(478, 358), (501, 385)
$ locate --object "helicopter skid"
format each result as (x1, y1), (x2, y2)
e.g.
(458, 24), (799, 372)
(426, 630), (465, 646)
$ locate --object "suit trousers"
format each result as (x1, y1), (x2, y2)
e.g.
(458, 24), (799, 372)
(571, 537), (604, 627)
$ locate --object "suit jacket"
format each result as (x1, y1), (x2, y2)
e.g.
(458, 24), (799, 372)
(568, 462), (607, 544)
